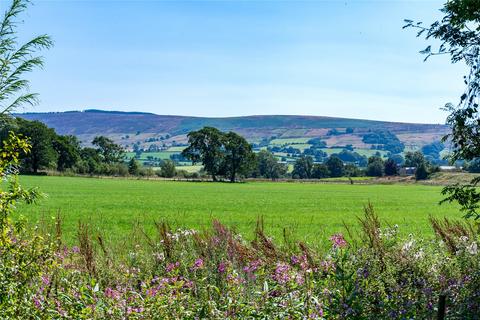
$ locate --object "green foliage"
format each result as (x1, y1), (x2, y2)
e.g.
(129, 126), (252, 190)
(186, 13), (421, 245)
(4, 203), (480, 318)
(15, 118), (57, 173)
(255, 150), (287, 180)
(406, 0), (480, 218)
(362, 130), (405, 153)
(421, 141), (444, 160)
(292, 155), (313, 179)
(182, 127), (225, 181)
(0, 0), (53, 115)
(326, 156), (344, 178)
(182, 127), (254, 182)
(467, 158), (480, 173)
(92, 136), (124, 164)
(404, 151), (426, 168)
(311, 163), (329, 179)
(160, 159), (176, 178)
(127, 157), (139, 175)
(384, 158), (398, 176)
(53, 135), (81, 171)
(415, 163), (429, 181)
(366, 156), (384, 177)
(222, 131), (255, 182)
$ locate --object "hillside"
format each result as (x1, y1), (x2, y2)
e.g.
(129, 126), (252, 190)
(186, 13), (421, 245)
(16, 110), (449, 151)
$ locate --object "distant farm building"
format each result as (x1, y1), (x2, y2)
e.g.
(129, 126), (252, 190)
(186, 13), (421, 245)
(399, 167), (416, 176)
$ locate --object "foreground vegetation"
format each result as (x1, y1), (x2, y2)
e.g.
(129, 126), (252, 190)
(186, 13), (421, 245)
(4, 203), (480, 319)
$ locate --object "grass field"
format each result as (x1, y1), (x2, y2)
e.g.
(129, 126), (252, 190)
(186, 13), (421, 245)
(15, 176), (461, 247)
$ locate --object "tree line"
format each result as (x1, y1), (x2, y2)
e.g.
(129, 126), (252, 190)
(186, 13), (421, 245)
(0, 117), (442, 181)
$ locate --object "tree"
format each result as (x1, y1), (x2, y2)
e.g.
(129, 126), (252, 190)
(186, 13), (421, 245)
(256, 150), (286, 180)
(222, 132), (255, 182)
(384, 158), (398, 176)
(366, 156), (384, 177)
(405, 0), (480, 218)
(16, 118), (57, 173)
(311, 163), (330, 179)
(292, 155), (313, 179)
(344, 164), (362, 177)
(404, 151), (426, 168)
(92, 136), (124, 164)
(182, 127), (224, 181)
(128, 158), (139, 175)
(467, 158), (480, 173)
(160, 159), (176, 178)
(415, 163), (429, 181)
(79, 147), (102, 174)
(53, 135), (80, 171)
(326, 156), (344, 178)
(389, 154), (405, 166)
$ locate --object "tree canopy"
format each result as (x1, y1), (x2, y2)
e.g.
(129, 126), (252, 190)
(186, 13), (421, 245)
(182, 127), (254, 182)
(406, 0), (480, 217)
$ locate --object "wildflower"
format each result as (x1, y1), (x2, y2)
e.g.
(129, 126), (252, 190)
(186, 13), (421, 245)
(402, 240), (414, 252)
(273, 263), (291, 284)
(295, 273), (305, 285)
(218, 262), (226, 274)
(105, 287), (121, 300)
(41, 275), (50, 286)
(166, 261), (180, 272)
(33, 296), (42, 309)
(467, 242), (478, 255)
(414, 249), (424, 259)
(320, 259), (335, 273)
(192, 258), (204, 270)
(329, 233), (347, 248)
(243, 259), (262, 273)
(153, 252), (164, 261)
(71, 246), (80, 254)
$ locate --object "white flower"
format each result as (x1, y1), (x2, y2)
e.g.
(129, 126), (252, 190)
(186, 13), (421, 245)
(414, 249), (424, 260)
(467, 242), (478, 255)
(402, 240), (414, 252)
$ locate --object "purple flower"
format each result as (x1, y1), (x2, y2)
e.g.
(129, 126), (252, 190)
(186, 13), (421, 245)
(329, 233), (347, 248)
(192, 258), (204, 270)
(218, 262), (226, 274)
(273, 263), (291, 284)
(166, 262), (180, 272)
(71, 246), (80, 254)
(33, 296), (42, 309)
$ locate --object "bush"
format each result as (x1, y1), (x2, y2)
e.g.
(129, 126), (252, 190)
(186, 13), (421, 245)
(160, 160), (176, 178)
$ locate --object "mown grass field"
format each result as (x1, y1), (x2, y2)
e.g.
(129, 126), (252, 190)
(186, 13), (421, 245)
(16, 176), (460, 247)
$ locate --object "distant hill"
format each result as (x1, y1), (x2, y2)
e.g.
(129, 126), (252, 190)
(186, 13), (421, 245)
(15, 110), (449, 150)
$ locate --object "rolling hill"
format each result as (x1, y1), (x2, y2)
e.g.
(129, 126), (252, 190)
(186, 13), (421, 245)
(15, 109), (449, 151)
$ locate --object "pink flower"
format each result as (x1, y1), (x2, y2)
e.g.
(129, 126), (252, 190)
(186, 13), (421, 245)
(273, 263), (291, 284)
(41, 275), (50, 286)
(33, 296), (42, 309)
(166, 262), (180, 272)
(105, 287), (121, 300)
(329, 233), (347, 249)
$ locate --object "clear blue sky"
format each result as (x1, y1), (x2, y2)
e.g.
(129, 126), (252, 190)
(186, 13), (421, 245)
(10, 0), (466, 123)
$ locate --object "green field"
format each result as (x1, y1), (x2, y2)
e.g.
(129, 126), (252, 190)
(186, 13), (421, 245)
(15, 176), (461, 246)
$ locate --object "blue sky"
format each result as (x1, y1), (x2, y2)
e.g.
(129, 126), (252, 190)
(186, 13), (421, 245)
(10, 0), (466, 123)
